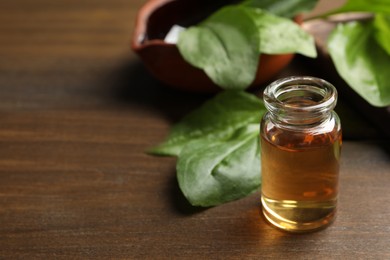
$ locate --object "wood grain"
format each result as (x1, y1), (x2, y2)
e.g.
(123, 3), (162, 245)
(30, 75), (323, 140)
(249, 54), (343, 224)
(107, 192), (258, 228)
(0, 0), (389, 258)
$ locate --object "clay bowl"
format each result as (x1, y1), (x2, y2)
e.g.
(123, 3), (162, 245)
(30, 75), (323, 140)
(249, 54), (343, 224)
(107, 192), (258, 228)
(132, 0), (297, 93)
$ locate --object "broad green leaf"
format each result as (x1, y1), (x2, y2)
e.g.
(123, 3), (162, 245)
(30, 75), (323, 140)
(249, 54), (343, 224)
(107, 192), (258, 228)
(374, 14), (390, 55)
(178, 6), (260, 89)
(328, 22), (390, 107)
(244, 8), (317, 57)
(177, 124), (260, 207)
(324, 0), (390, 16)
(241, 0), (319, 18)
(150, 91), (265, 156)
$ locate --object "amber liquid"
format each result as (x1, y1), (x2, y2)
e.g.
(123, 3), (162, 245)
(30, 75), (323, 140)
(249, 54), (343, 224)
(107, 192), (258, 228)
(261, 126), (341, 232)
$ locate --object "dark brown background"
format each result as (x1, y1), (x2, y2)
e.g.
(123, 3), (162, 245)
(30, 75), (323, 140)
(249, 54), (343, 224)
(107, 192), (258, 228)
(0, 0), (389, 258)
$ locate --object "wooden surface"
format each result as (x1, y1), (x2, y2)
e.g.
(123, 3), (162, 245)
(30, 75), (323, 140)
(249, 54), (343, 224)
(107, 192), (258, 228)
(1, 0), (390, 258)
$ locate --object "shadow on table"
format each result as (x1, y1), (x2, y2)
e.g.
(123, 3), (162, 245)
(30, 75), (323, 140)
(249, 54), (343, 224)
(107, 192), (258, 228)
(105, 59), (211, 123)
(167, 173), (208, 216)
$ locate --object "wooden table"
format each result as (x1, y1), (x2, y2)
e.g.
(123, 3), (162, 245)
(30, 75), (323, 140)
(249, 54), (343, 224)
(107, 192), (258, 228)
(1, 0), (389, 258)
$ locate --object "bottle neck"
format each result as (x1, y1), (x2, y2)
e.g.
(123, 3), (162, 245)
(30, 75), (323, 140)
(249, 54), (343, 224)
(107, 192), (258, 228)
(268, 110), (332, 126)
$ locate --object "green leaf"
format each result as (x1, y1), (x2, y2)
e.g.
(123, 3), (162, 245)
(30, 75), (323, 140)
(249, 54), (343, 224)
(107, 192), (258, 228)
(177, 6), (260, 89)
(150, 90), (266, 206)
(177, 4), (318, 90)
(244, 8), (317, 57)
(150, 90), (265, 156)
(328, 21), (390, 107)
(373, 14), (390, 55)
(325, 0), (390, 16)
(241, 0), (319, 18)
(177, 124), (261, 207)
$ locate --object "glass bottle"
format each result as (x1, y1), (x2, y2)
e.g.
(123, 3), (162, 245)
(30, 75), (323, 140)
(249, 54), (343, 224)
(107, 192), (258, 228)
(260, 76), (342, 232)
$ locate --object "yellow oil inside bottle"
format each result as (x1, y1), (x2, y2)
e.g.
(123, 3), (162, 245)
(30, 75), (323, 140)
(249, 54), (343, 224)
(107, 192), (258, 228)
(261, 130), (341, 232)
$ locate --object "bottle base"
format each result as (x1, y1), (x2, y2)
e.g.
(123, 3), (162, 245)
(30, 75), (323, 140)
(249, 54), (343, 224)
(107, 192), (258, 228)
(261, 196), (336, 233)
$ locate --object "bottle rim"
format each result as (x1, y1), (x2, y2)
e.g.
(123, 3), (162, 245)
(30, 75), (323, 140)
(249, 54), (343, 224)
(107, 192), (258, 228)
(263, 76), (338, 117)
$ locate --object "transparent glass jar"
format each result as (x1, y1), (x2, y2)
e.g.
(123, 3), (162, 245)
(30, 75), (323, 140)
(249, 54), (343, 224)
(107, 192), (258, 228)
(260, 76), (342, 232)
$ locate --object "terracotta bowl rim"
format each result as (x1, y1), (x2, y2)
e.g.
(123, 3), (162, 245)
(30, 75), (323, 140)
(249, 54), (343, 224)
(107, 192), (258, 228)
(132, 0), (178, 51)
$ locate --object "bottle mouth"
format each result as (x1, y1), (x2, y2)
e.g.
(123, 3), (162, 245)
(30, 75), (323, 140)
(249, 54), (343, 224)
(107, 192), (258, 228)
(263, 76), (338, 123)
